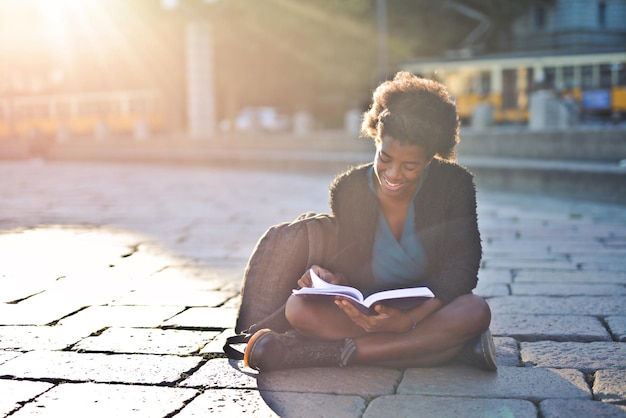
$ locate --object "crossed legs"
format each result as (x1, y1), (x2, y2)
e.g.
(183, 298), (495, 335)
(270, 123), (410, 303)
(285, 293), (491, 367)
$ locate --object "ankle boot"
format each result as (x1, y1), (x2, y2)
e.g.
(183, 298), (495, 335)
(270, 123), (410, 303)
(244, 329), (354, 372)
(459, 329), (498, 371)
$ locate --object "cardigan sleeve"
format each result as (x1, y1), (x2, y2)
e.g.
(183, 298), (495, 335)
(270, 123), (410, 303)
(418, 164), (482, 304)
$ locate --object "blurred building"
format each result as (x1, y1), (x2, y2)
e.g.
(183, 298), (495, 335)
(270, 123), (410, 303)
(0, 0), (187, 141)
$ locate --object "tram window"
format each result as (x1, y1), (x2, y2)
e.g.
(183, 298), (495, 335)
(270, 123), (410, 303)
(562, 66), (575, 89)
(479, 72), (491, 96)
(599, 64), (612, 88)
(581, 65), (594, 89)
(502, 69), (518, 110)
(544, 67), (556, 89)
(616, 63), (626, 86)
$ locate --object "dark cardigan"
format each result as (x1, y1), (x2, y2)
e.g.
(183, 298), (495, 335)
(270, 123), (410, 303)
(327, 159), (482, 304)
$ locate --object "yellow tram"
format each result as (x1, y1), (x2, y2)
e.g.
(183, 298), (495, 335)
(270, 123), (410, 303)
(403, 50), (626, 124)
(0, 90), (164, 139)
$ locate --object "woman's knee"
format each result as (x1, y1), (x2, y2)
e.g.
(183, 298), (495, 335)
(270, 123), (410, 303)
(459, 293), (491, 328)
(445, 293), (491, 332)
(285, 295), (316, 331)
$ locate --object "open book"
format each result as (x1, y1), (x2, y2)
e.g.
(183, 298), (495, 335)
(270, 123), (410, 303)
(292, 269), (434, 314)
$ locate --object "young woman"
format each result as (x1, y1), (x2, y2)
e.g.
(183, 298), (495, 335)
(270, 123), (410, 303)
(231, 72), (496, 372)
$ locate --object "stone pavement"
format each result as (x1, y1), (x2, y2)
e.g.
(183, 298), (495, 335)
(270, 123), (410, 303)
(0, 160), (625, 417)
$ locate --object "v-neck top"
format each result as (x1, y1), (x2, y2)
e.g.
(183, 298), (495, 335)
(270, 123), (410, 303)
(367, 166), (428, 293)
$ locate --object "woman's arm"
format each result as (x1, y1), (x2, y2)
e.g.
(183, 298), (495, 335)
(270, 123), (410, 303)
(419, 167), (482, 304)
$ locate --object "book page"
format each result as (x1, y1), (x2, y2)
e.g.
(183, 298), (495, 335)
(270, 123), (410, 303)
(292, 269), (364, 301)
(363, 287), (434, 308)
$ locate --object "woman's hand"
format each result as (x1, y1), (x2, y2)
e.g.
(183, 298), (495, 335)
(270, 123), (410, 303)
(334, 298), (414, 333)
(297, 265), (350, 288)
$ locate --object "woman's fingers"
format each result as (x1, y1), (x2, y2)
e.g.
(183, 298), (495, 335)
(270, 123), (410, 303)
(297, 270), (313, 288)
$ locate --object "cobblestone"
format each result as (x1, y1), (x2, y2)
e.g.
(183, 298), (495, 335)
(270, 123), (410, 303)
(490, 314), (612, 341)
(397, 366), (591, 402)
(521, 341), (626, 371)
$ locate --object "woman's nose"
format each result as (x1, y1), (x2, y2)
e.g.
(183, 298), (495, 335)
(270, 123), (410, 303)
(387, 164), (401, 179)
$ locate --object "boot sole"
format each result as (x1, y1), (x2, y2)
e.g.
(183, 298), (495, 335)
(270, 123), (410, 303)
(479, 329), (498, 371)
(243, 328), (273, 370)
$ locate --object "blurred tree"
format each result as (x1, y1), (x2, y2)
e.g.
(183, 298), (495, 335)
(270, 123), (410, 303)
(203, 0), (550, 128)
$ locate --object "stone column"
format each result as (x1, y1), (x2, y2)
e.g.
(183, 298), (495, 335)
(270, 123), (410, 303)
(186, 21), (216, 139)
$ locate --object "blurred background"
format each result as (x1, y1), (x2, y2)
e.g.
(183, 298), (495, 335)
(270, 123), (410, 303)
(0, 0), (624, 141)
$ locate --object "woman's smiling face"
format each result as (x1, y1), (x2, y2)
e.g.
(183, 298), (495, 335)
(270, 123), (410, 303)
(373, 135), (432, 202)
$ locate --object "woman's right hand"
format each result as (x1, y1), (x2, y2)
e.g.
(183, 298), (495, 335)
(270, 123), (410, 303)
(297, 265), (349, 288)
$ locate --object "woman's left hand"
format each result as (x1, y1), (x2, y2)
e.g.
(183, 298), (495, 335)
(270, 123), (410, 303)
(334, 298), (412, 333)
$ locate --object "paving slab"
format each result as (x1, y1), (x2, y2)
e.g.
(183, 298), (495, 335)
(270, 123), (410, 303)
(56, 305), (187, 331)
(256, 366), (402, 397)
(490, 314), (611, 341)
(176, 388), (366, 418)
(513, 270), (626, 284)
(200, 328), (237, 355)
(494, 337), (520, 367)
(593, 370), (626, 403)
(477, 269), (513, 284)
(109, 287), (237, 307)
(180, 358), (258, 389)
(0, 380), (54, 417)
(257, 391), (366, 418)
(0, 351), (203, 384)
(363, 395), (538, 418)
(175, 389), (278, 417)
(488, 295), (626, 316)
(481, 259), (576, 270)
(397, 366), (590, 402)
(521, 341), (626, 372)
(163, 307), (238, 329)
(581, 262), (626, 273)
(0, 300), (87, 326)
(9, 382), (198, 417)
(606, 316), (626, 341)
(149, 264), (242, 286)
(474, 283), (510, 297)
(539, 399), (626, 418)
(511, 283), (626, 296)
(0, 351), (21, 365)
(72, 327), (219, 355)
(0, 326), (89, 351)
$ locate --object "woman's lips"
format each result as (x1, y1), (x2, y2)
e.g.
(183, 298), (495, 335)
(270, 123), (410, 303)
(383, 176), (403, 191)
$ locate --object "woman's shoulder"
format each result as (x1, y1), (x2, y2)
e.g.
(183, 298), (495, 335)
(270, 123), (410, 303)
(427, 158), (474, 185)
(330, 163), (372, 192)
(329, 163), (373, 214)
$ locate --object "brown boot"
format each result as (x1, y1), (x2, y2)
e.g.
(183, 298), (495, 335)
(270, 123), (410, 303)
(244, 329), (354, 372)
(459, 329), (498, 372)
